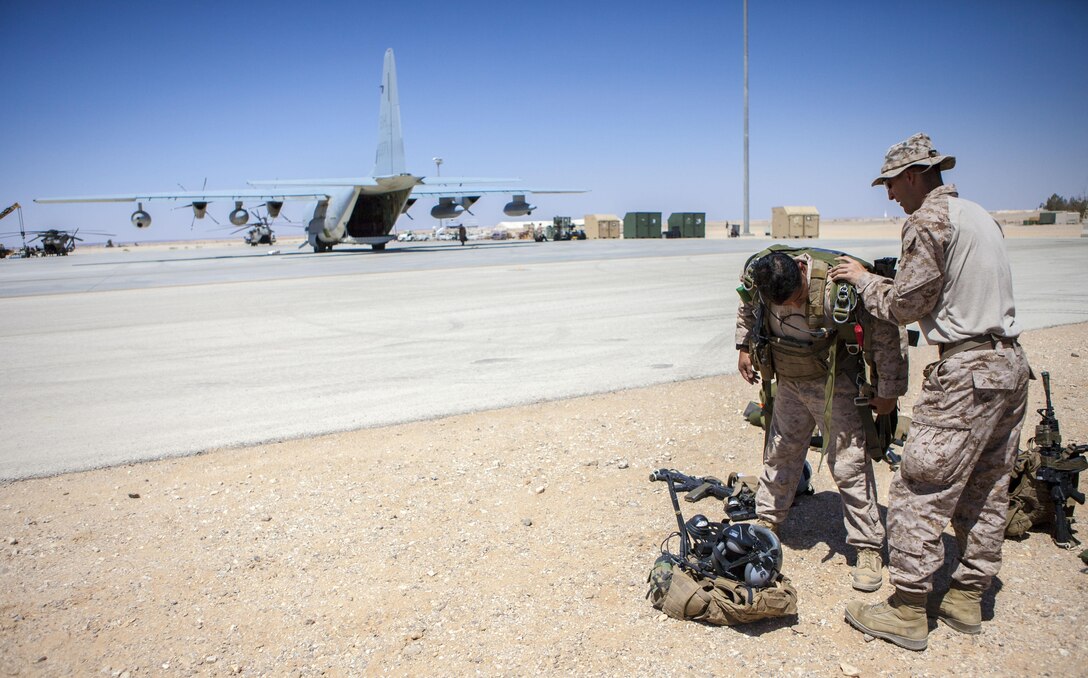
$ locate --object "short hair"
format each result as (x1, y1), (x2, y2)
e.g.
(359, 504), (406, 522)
(903, 164), (943, 187)
(750, 252), (802, 305)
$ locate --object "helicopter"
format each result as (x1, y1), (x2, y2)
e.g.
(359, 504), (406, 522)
(27, 228), (117, 256)
(238, 215), (277, 246)
(0, 230), (111, 257)
(2, 201), (116, 257)
(213, 206), (299, 246)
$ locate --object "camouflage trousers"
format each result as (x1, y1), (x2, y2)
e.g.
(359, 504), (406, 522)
(756, 376), (885, 550)
(888, 345), (1030, 595)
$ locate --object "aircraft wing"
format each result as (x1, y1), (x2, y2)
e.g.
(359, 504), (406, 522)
(35, 189), (330, 204)
(411, 182), (586, 197)
(247, 178), (380, 188)
(245, 176), (525, 189)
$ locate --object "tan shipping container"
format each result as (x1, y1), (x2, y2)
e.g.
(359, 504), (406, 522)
(584, 213), (622, 239)
(770, 206), (819, 238)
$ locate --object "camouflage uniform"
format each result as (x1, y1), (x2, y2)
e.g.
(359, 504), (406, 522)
(851, 183), (1031, 595)
(736, 260), (908, 550)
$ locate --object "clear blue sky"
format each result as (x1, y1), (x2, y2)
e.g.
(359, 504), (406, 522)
(2, 0), (1086, 244)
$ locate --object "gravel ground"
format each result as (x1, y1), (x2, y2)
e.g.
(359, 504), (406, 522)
(2, 323), (1086, 677)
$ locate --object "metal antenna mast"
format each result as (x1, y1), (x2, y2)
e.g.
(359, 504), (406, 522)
(743, 0), (750, 236)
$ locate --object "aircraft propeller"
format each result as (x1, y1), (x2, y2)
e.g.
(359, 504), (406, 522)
(173, 178), (221, 229)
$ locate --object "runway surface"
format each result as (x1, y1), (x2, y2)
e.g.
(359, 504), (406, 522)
(2, 237), (1086, 480)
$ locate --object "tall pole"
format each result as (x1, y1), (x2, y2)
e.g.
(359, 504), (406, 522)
(743, 0), (750, 236)
(433, 157), (443, 234)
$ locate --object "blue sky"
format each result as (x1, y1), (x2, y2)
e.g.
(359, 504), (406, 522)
(2, 0), (1086, 244)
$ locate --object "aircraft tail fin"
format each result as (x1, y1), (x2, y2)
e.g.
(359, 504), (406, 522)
(373, 48), (406, 178)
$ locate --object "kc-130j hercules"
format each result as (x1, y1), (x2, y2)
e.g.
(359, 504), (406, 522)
(36, 49), (584, 252)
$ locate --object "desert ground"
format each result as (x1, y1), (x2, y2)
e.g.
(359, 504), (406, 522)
(2, 221), (1086, 677)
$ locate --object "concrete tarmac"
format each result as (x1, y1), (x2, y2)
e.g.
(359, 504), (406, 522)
(2, 237), (1086, 480)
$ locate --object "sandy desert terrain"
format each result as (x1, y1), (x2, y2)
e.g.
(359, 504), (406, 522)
(1, 320), (1086, 677)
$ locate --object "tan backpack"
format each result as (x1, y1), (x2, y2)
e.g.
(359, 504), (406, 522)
(647, 555), (798, 626)
(1005, 448), (1054, 538)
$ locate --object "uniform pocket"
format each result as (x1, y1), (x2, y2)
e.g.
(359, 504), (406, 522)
(900, 422), (974, 487)
(912, 359), (972, 429)
(971, 357), (1018, 391)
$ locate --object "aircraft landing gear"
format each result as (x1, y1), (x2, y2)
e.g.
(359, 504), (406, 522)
(314, 241), (333, 253)
(372, 243), (386, 251)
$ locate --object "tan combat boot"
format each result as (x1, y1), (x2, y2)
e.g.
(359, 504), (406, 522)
(851, 548), (883, 592)
(845, 589), (929, 651)
(929, 584), (982, 635)
(754, 517), (779, 536)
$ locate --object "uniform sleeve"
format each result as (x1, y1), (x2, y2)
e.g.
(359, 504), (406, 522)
(861, 308), (909, 398)
(856, 218), (948, 326)
(735, 294), (757, 348)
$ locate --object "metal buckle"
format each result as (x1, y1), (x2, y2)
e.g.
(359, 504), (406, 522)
(884, 449), (902, 469)
(854, 396), (869, 406)
(846, 342), (860, 355)
(832, 284), (857, 324)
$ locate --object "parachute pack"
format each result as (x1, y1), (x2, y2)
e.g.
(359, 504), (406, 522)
(646, 469), (798, 626)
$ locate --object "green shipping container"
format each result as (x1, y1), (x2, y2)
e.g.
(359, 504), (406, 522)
(668, 212), (706, 238)
(624, 212), (662, 239)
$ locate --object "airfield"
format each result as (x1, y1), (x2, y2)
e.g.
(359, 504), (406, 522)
(2, 224), (1088, 676)
(1, 223), (1087, 480)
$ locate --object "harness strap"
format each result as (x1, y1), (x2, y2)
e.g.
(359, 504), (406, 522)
(743, 245), (891, 465)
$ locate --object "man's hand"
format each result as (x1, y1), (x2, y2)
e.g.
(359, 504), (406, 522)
(830, 256), (867, 285)
(738, 349), (758, 384)
(870, 396), (897, 415)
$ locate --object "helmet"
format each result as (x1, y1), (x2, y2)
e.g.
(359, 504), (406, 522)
(712, 523), (784, 587)
(684, 514), (717, 559)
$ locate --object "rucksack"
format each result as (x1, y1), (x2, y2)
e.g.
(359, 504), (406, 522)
(1005, 448), (1058, 538)
(647, 554), (798, 626)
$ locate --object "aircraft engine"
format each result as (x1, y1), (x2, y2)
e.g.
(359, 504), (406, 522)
(191, 202), (208, 219)
(503, 194), (536, 217)
(229, 201), (249, 226)
(131, 202), (152, 228)
(430, 197), (465, 220)
(265, 201), (283, 219)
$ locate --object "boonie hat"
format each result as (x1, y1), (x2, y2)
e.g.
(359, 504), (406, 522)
(872, 132), (956, 186)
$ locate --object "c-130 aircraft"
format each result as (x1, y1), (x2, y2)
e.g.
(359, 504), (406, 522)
(36, 49), (585, 252)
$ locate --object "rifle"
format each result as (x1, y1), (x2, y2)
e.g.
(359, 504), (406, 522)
(648, 469), (722, 569)
(649, 468), (758, 521)
(1031, 372), (1088, 548)
(649, 468), (729, 502)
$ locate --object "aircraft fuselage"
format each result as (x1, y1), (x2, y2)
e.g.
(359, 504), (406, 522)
(308, 175), (418, 251)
